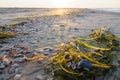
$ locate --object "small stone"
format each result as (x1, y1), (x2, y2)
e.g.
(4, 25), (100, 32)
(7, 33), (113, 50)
(36, 75), (44, 80)
(0, 44), (3, 48)
(14, 74), (22, 80)
(15, 68), (22, 74)
(0, 63), (5, 70)
(43, 48), (53, 52)
(0, 74), (4, 80)
(9, 49), (16, 57)
(14, 57), (25, 63)
(77, 60), (92, 70)
(8, 67), (15, 74)
(11, 63), (19, 68)
(23, 32), (29, 35)
(74, 28), (79, 30)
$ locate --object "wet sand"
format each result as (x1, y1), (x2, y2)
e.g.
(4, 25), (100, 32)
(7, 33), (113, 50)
(0, 8), (120, 80)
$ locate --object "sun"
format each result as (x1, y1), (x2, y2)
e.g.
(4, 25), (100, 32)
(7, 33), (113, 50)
(51, 0), (73, 8)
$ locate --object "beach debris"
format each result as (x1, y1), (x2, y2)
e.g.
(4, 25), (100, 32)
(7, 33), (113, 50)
(26, 55), (48, 61)
(8, 64), (22, 74)
(47, 28), (120, 80)
(43, 48), (56, 55)
(9, 21), (27, 27)
(0, 74), (4, 80)
(14, 74), (22, 80)
(36, 75), (44, 80)
(9, 49), (16, 57)
(0, 55), (11, 70)
(14, 57), (26, 63)
(76, 59), (92, 71)
(0, 32), (17, 38)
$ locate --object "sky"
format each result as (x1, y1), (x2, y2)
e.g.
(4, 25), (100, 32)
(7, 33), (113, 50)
(0, 0), (120, 8)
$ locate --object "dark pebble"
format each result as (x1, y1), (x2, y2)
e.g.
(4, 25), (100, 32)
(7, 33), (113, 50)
(0, 44), (3, 48)
(43, 48), (53, 52)
(74, 28), (79, 30)
(14, 58), (25, 63)
(78, 60), (92, 69)
(8, 67), (15, 74)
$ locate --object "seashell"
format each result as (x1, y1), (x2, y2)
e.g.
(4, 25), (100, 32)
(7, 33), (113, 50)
(14, 74), (22, 80)
(66, 61), (72, 68)
(1, 55), (11, 66)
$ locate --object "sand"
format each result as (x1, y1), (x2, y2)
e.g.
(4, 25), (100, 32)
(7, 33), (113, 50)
(0, 8), (120, 80)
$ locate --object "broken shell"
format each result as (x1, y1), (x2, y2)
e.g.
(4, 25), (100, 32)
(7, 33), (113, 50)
(14, 74), (22, 80)
(1, 55), (11, 66)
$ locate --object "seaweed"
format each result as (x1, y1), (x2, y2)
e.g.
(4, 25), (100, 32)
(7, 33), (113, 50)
(8, 21), (28, 27)
(0, 32), (17, 38)
(47, 28), (120, 80)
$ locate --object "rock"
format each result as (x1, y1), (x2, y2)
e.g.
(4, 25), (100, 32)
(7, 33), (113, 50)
(43, 48), (53, 52)
(0, 44), (3, 48)
(11, 63), (19, 68)
(43, 48), (55, 55)
(0, 55), (11, 69)
(8, 67), (15, 74)
(36, 75), (44, 80)
(29, 41), (37, 44)
(0, 63), (5, 70)
(14, 57), (25, 63)
(14, 74), (22, 80)
(8, 63), (21, 74)
(0, 74), (4, 80)
(9, 49), (16, 57)
(23, 32), (29, 35)
(15, 67), (22, 74)
(74, 28), (79, 30)
(77, 60), (92, 70)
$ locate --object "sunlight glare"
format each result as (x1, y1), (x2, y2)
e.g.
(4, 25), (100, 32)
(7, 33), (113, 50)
(51, 0), (73, 8)
(51, 9), (72, 16)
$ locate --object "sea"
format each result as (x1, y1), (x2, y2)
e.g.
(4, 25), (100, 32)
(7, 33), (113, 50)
(93, 8), (120, 13)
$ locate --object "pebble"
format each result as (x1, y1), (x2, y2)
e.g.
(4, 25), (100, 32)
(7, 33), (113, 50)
(77, 60), (92, 70)
(0, 74), (4, 80)
(8, 63), (21, 74)
(14, 57), (25, 63)
(8, 67), (15, 74)
(15, 67), (22, 74)
(23, 32), (29, 35)
(11, 63), (19, 68)
(0, 55), (11, 70)
(36, 75), (44, 80)
(0, 63), (5, 70)
(0, 44), (3, 48)
(43, 48), (53, 52)
(9, 49), (16, 57)
(74, 28), (79, 30)
(14, 74), (22, 80)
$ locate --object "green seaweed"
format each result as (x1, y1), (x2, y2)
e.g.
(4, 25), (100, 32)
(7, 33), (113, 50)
(47, 28), (120, 80)
(12, 17), (29, 21)
(8, 21), (28, 27)
(0, 32), (17, 38)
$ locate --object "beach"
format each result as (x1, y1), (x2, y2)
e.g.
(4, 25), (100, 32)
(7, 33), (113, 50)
(0, 8), (120, 80)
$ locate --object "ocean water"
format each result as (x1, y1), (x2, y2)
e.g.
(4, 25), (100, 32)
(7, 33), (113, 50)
(94, 8), (120, 13)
